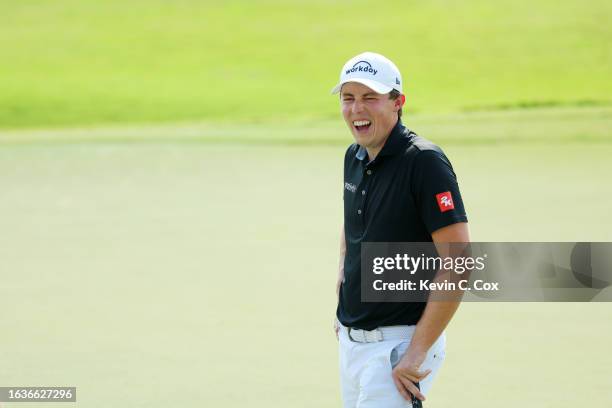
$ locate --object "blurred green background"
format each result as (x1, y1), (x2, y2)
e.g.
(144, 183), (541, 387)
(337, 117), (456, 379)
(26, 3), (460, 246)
(1, 0), (611, 128)
(1, 1), (611, 408)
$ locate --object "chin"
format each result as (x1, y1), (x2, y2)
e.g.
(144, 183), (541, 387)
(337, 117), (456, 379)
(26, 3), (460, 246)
(351, 132), (365, 144)
(353, 132), (372, 145)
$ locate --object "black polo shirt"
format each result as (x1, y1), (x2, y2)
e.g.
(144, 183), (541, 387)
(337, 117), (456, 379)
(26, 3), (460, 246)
(337, 120), (468, 330)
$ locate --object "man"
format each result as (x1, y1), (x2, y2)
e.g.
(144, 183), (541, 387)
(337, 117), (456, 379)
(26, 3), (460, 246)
(332, 52), (470, 407)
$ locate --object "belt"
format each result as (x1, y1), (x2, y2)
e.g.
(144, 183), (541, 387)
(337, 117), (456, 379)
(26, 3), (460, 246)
(339, 322), (415, 343)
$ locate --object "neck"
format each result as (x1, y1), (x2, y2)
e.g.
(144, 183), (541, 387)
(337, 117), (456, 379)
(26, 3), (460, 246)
(365, 144), (385, 162)
(365, 119), (398, 161)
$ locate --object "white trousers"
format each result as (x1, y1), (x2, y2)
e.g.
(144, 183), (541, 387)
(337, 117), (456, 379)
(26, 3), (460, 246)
(338, 323), (446, 408)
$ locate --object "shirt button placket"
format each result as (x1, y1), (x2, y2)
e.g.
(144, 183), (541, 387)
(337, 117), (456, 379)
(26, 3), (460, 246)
(359, 167), (372, 221)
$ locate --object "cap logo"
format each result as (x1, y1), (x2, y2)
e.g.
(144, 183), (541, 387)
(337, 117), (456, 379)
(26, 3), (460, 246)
(345, 60), (377, 76)
(395, 77), (400, 85)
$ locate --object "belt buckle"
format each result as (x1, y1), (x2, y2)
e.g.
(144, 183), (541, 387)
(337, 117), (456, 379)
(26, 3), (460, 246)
(368, 329), (383, 342)
(347, 327), (358, 342)
(347, 327), (366, 342)
(347, 327), (382, 343)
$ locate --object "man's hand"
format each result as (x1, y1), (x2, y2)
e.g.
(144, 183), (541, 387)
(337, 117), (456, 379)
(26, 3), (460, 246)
(391, 348), (431, 402)
(334, 317), (340, 340)
(334, 273), (343, 341)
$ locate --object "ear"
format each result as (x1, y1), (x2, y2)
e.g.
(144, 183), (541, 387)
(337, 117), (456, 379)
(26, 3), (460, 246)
(393, 93), (406, 113)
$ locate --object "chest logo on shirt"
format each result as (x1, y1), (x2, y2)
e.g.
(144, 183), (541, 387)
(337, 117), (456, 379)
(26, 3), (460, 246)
(436, 191), (455, 212)
(344, 182), (357, 193)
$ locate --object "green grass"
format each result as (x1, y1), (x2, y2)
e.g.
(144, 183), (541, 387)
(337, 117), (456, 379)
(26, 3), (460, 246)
(1, 106), (611, 146)
(0, 115), (611, 407)
(1, 0), (611, 128)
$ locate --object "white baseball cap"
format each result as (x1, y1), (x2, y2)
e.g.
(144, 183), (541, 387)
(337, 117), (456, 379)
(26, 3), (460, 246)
(331, 51), (403, 95)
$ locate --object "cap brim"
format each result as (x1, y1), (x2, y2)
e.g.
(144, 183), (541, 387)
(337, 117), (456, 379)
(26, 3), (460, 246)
(330, 78), (394, 95)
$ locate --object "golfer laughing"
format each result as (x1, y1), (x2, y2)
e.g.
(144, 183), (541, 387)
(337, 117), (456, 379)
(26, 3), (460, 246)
(332, 52), (470, 407)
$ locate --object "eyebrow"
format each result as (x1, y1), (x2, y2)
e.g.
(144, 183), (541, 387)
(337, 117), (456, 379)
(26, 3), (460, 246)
(341, 92), (379, 97)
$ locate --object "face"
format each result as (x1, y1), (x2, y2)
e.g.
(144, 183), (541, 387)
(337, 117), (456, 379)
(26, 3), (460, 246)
(340, 82), (404, 150)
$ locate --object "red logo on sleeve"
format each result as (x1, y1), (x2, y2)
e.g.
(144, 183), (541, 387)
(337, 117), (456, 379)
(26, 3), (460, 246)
(436, 191), (455, 212)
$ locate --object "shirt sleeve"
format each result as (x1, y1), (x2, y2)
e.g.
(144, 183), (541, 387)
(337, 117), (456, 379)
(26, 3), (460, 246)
(411, 149), (468, 234)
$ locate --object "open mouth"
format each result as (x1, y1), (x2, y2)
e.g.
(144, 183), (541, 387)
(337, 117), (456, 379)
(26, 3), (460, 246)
(353, 120), (372, 133)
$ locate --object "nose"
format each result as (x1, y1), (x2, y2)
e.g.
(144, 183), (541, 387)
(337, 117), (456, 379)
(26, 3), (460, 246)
(352, 99), (365, 115)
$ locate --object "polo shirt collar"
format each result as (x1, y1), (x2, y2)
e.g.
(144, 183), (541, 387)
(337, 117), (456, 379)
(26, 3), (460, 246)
(355, 120), (408, 161)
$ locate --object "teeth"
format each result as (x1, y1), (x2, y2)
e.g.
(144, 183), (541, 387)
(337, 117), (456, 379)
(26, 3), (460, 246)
(353, 120), (371, 127)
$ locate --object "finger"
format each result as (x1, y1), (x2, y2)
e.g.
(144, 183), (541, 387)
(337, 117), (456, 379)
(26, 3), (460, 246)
(396, 371), (420, 383)
(401, 378), (425, 401)
(392, 375), (412, 401)
(398, 367), (431, 382)
(418, 368), (432, 381)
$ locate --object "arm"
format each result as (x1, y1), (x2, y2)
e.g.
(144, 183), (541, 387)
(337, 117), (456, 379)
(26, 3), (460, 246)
(337, 222), (346, 298)
(408, 222), (470, 356)
(392, 222), (470, 401)
(334, 223), (346, 339)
